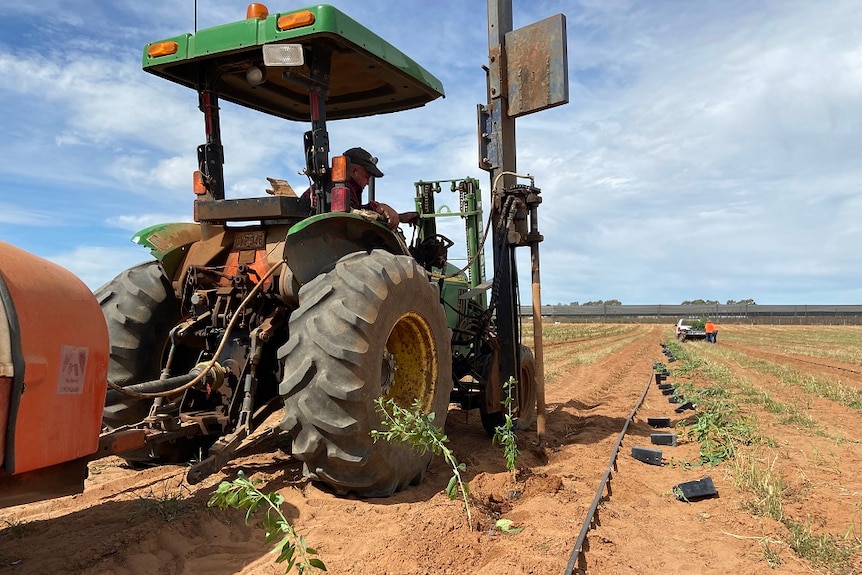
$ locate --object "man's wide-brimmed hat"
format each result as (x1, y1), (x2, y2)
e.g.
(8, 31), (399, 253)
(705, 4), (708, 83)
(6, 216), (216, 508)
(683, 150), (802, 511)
(344, 147), (384, 178)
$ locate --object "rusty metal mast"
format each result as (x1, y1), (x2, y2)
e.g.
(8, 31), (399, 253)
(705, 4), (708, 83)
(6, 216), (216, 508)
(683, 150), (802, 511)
(482, 0), (568, 439)
(485, 0), (521, 433)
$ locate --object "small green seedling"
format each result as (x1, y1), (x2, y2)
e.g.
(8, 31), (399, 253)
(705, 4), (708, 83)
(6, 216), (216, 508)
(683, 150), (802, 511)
(1, 518), (28, 539)
(372, 397), (472, 527)
(208, 471), (326, 574)
(492, 376), (520, 483)
(128, 477), (192, 524)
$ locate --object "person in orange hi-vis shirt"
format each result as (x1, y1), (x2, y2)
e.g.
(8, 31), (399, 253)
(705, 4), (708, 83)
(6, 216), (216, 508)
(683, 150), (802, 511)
(704, 320), (717, 343)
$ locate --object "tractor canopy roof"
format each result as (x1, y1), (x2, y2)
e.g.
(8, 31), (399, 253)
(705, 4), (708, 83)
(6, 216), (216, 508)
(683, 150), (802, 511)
(142, 4), (445, 121)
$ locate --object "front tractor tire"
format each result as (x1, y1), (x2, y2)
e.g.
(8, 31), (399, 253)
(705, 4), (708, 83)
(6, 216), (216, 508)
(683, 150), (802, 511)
(279, 250), (452, 497)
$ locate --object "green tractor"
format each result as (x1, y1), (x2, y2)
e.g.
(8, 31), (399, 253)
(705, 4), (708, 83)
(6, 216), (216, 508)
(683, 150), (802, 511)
(98, 2), (556, 497)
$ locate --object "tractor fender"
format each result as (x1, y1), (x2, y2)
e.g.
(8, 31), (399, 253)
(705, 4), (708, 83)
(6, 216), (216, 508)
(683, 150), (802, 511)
(284, 212), (408, 285)
(131, 222), (203, 279)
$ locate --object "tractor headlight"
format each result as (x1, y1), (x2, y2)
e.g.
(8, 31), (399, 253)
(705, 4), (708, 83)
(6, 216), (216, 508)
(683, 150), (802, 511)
(263, 44), (304, 67)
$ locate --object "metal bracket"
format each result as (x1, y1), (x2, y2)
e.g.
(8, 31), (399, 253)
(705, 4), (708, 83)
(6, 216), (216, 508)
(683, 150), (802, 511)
(477, 103), (503, 172)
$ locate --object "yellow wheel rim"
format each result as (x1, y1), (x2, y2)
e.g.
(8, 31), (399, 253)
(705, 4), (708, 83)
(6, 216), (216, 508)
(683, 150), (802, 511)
(383, 312), (439, 412)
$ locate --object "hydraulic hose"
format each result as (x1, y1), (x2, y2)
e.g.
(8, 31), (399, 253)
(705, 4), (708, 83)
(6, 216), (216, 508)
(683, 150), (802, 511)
(106, 259), (286, 399)
(104, 371), (199, 405)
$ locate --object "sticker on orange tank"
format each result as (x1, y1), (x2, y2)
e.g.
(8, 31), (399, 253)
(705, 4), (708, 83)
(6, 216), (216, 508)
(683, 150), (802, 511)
(57, 345), (89, 395)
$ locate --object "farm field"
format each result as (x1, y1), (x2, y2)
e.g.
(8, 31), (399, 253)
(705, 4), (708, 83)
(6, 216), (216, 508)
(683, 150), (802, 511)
(2, 323), (861, 574)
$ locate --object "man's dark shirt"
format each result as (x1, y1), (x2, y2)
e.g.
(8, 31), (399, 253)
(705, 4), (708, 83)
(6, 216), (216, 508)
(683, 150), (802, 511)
(301, 180), (379, 211)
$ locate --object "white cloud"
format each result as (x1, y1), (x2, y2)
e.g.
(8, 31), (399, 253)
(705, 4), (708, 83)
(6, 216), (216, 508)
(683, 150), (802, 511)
(1, 1), (861, 305)
(0, 203), (53, 226)
(47, 245), (152, 290)
(109, 213), (192, 231)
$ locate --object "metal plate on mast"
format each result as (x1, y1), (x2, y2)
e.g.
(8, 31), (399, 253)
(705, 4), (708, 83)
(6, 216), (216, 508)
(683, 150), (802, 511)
(505, 14), (569, 118)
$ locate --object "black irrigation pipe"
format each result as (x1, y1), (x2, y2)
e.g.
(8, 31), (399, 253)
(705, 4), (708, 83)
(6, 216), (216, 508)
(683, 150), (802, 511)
(776, 354), (862, 376)
(563, 369), (655, 575)
(725, 343), (862, 376)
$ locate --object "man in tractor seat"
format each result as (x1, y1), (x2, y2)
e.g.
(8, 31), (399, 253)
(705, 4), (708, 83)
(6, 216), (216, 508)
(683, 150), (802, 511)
(303, 147), (402, 230)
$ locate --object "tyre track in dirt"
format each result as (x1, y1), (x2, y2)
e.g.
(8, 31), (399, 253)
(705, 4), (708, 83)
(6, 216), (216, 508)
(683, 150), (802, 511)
(541, 331), (650, 394)
(536, 324), (664, 507)
(539, 326), (640, 351)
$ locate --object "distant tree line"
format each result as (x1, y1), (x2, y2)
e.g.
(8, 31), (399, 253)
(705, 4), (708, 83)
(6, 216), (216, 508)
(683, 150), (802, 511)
(555, 298), (757, 306)
(681, 299), (757, 305)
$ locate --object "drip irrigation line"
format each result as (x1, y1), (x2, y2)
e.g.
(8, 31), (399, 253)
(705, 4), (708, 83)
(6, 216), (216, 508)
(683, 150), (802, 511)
(563, 369), (655, 575)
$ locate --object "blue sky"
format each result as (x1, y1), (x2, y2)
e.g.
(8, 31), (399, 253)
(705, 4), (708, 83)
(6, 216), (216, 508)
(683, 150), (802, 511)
(1, 1), (860, 305)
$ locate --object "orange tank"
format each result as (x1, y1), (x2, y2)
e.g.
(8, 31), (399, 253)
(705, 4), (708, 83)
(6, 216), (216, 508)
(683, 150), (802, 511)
(0, 241), (109, 506)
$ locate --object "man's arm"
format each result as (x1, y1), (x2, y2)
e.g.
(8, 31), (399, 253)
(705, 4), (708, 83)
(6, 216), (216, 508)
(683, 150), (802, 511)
(363, 200), (399, 230)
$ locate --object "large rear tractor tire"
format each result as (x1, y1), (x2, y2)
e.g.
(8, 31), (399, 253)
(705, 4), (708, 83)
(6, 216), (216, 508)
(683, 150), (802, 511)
(481, 344), (537, 433)
(278, 250), (452, 497)
(95, 261), (203, 463)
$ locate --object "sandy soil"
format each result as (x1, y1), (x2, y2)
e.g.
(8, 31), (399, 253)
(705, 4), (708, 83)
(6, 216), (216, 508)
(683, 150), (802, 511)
(2, 324), (861, 574)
